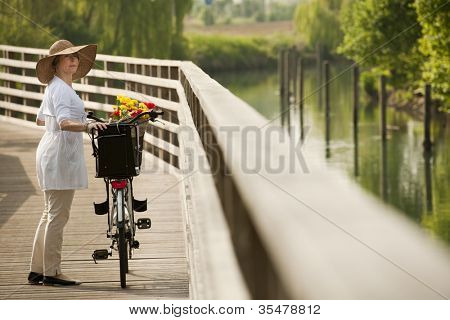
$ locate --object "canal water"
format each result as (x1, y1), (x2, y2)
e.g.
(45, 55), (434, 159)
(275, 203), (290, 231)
(212, 65), (450, 245)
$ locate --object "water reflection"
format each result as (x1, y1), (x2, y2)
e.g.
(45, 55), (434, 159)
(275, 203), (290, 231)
(212, 65), (450, 244)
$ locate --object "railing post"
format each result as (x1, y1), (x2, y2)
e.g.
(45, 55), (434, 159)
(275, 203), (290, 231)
(21, 52), (27, 113)
(39, 55), (45, 94)
(157, 65), (162, 98)
(104, 60), (109, 105)
(4, 50), (10, 107)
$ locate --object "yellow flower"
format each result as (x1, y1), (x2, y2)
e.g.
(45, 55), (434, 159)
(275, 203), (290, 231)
(117, 95), (127, 104)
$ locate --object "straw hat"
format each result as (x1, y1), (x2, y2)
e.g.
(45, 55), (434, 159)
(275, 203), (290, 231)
(36, 39), (97, 84)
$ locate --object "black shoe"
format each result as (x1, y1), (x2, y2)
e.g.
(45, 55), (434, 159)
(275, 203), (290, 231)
(28, 272), (43, 285)
(43, 274), (82, 286)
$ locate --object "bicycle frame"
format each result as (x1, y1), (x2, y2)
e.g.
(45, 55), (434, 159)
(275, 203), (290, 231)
(108, 179), (136, 251)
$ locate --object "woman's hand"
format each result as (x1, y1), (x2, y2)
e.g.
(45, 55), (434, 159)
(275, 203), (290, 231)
(86, 121), (108, 132)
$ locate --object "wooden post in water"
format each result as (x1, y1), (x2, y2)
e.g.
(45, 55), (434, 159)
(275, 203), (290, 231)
(292, 50), (298, 106)
(284, 49), (291, 129)
(424, 150), (433, 213)
(298, 57), (304, 140)
(323, 60), (330, 157)
(379, 75), (387, 142)
(381, 137), (388, 201)
(379, 74), (388, 199)
(324, 61), (330, 114)
(353, 64), (359, 177)
(423, 84), (432, 151)
(353, 65), (359, 126)
(278, 50), (284, 97)
(278, 50), (285, 127)
(316, 43), (322, 108)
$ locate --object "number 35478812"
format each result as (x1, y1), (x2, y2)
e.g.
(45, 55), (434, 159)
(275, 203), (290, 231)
(258, 304), (320, 315)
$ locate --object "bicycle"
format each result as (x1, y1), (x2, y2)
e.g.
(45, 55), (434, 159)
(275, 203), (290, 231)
(86, 109), (163, 288)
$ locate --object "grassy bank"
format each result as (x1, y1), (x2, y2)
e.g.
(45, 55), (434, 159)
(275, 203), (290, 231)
(183, 33), (297, 72)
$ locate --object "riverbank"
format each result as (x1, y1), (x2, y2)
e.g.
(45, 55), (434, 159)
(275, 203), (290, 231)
(388, 91), (450, 122)
(183, 33), (299, 72)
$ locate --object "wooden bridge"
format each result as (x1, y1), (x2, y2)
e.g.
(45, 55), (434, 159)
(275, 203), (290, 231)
(0, 45), (449, 300)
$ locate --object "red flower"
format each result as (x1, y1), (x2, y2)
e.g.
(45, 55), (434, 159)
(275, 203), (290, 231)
(144, 102), (155, 109)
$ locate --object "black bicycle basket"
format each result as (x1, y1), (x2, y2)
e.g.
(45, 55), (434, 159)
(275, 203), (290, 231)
(93, 124), (145, 178)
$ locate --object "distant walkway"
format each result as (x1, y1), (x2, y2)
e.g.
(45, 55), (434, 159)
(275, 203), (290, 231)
(0, 120), (188, 299)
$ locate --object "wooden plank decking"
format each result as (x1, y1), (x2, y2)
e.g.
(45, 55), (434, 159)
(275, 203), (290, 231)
(0, 120), (189, 299)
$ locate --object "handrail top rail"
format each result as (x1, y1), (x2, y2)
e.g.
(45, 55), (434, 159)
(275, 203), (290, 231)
(180, 61), (450, 299)
(0, 44), (182, 67)
(0, 67), (179, 91)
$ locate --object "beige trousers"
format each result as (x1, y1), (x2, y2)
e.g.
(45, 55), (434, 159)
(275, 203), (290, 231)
(30, 190), (75, 276)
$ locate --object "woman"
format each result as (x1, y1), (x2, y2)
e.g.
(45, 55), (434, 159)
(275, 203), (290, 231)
(28, 39), (107, 286)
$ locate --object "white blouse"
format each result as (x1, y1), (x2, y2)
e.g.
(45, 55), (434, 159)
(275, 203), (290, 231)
(36, 76), (88, 191)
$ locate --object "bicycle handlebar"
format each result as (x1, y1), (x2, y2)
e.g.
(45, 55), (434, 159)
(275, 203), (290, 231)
(86, 110), (164, 125)
(127, 110), (164, 124)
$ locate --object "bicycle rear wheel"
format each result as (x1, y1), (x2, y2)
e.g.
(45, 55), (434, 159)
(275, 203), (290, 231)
(116, 189), (128, 288)
(118, 225), (128, 288)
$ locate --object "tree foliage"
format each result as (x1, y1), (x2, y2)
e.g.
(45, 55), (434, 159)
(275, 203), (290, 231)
(338, 0), (421, 83)
(414, 0), (449, 105)
(338, 0), (449, 106)
(0, 0), (192, 59)
(293, 0), (344, 54)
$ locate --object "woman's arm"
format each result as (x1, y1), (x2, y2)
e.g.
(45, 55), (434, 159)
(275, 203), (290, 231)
(60, 119), (107, 132)
(36, 118), (45, 126)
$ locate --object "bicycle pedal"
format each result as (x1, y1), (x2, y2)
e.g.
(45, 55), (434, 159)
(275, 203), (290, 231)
(136, 218), (151, 229)
(92, 249), (111, 264)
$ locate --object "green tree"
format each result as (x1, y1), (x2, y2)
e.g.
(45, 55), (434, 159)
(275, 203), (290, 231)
(414, 0), (450, 107)
(338, 0), (422, 87)
(172, 0), (193, 59)
(1, 0), (192, 59)
(294, 0), (344, 54)
(0, 0), (57, 48)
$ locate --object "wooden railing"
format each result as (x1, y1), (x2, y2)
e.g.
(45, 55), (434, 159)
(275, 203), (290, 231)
(0, 44), (248, 300)
(1, 45), (449, 299)
(179, 62), (450, 299)
(0, 44), (180, 167)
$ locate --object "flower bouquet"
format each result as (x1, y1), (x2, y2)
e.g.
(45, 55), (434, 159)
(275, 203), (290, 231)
(110, 95), (156, 137)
